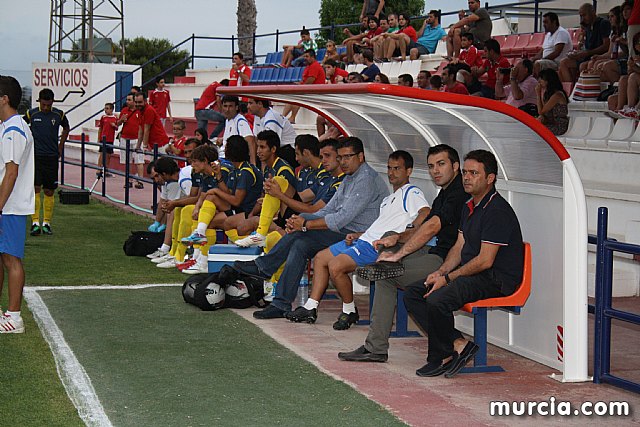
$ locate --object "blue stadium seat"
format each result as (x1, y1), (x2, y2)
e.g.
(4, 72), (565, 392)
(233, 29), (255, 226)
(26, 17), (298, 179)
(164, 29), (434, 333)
(293, 67), (304, 82)
(283, 68), (295, 83)
(273, 68), (285, 83)
(250, 68), (264, 84)
(337, 46), (346, 55)
(275, 51), (284, 64)
(316, 48), (327, 62)
(262, 68), (275, 84)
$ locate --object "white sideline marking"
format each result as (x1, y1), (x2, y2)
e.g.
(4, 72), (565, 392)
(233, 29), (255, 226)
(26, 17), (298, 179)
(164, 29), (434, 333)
(23, 284), (180, 427)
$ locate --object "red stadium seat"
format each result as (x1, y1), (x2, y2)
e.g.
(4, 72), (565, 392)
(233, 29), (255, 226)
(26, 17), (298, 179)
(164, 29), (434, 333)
(505, 34), (532, 57)
(493, 35), (507, 47)
(569, 28), (581, 49)
(524, 32), (546, 56)
(433, 60), (448, 76)
(500, 34), (518, 55)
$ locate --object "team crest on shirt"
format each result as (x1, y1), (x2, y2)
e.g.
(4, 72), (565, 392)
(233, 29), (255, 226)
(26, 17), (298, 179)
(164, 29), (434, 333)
(51, 119), (57, 125)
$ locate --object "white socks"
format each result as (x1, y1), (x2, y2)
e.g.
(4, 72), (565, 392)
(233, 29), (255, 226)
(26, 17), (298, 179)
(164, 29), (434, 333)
(303, 298), (319, 310)
(342, 301), (356, 314)
(160, 243), (171, 252)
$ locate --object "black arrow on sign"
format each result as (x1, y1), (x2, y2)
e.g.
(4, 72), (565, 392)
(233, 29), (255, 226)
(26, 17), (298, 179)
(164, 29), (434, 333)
(54, 87), (86, 103)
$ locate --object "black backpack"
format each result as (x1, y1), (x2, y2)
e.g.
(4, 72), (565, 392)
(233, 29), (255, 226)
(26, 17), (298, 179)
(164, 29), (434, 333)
(123, 231), (165, 256)
(181, 265), (267, 311)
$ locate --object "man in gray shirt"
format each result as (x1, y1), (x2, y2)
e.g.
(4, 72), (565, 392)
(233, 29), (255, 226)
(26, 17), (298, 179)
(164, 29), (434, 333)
(447, 0), (492, 57)
(233, 137), (389, 319)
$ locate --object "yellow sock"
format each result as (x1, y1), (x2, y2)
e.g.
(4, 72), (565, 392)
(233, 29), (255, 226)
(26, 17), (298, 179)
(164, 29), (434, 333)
(176, 205), (195, 261)
(43, 194), (54, 224)
(169, 207), (183, 257)
(265, 231), (285, 283)
(198, 200), (216, 227)
(199, 229), (217, 256)
(257, 177), (289, 236)
(225, 229), (240, 242)
(32, 192), (41, 224)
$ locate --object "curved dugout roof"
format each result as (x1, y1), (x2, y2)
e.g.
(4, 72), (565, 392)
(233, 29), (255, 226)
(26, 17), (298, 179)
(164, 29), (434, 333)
(221, 83), (570, 187)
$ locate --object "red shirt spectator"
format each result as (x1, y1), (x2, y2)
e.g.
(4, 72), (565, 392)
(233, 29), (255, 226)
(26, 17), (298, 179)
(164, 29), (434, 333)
(482, 56), (511, 89)
(365, 27), (383, 39)
(303, 60), (326, 84)
(400, 26), (418, 43)
(445, 82), (470, 95)
(230, 64), (252, 87)
(330, 68), (349, 84)
(140, 104), (169, 147)
(195, 82), (222, 110)
(149, 88), (171, 119)
(119, 107), (139, 140)
(459, 46), (483, 67)
(98, 115), (118, 143)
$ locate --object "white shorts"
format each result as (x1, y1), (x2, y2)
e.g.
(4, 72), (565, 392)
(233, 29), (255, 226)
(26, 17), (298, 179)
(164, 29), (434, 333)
(118, 138), (145, 164)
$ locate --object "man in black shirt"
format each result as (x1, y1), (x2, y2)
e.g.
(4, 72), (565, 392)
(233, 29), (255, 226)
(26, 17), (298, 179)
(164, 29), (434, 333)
(339, 144), (468, 363)
(404, 149), (523, 378)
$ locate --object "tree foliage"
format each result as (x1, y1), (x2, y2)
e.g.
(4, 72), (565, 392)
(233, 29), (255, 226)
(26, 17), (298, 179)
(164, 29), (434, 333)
(123, 37), (190, 90)
(318, 0), (425, 45)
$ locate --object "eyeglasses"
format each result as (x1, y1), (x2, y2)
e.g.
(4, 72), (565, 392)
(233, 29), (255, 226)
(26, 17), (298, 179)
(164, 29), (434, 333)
(337, 153), (358, 162)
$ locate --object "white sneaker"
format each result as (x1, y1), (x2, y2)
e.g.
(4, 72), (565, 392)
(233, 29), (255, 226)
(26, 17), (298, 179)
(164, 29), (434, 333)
(235, 232), (267, 248)
(182, 256), (208, 275)
(157, 257), (178, 268)
(0, 314), (25, 333)
(151, 253), (173, 264)
(147, 249), (167, 259)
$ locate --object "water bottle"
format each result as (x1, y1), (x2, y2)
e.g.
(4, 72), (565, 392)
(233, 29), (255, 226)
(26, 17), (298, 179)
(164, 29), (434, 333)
(611, 41), (619, 60)
(296, 272), (309, 308)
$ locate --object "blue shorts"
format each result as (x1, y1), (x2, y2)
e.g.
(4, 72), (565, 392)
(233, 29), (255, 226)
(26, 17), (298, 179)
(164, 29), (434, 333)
(329, 239), (378, 267)
(0, 215), (28, 259)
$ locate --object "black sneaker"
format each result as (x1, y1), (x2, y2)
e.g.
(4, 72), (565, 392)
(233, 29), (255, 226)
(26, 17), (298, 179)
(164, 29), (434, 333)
(286, 306), (317, 323)
(332, 308), (359, 330)
(41, 224), (53, 235)
(253, 304), (287, 319)
(338, 345), (388, 362)
(356, 262), (405, 281)
(30, 224), (42, 236)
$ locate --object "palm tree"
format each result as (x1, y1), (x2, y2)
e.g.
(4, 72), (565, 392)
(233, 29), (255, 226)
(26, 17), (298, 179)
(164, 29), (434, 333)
(237, 0), (257, 64)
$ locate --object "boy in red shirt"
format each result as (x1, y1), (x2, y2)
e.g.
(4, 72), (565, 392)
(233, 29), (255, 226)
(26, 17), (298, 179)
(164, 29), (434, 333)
(166, 119), (187, 167)
(454, 33), (483, 67)
(148, 77), (172, 125)
(117, 93), (144, 188)
(97, 102), (118, 176)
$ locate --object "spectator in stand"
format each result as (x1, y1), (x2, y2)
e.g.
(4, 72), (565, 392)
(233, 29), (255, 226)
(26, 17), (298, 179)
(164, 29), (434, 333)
(282, 29), (318, 67)
(360, 49), (380, 81)
(130, 86), (142, 94)
(166, 120), (187, 166)
(397, 73), (414, 87)
(345, 16), (383, 63)
(230, 52), (251, 88)
(97, 102), (117, 176)
(452, 33), (483, 67)
(442, 65), (469, 95)
(447, 0), (492, 58)
(531, 12), (573, 73)
(608, 33), (640, 119)
(347, 72), (365, 83)
(430, 74), (443, 90)
(117, 93), (145, 189)
(410, 10), (447, 60)
(148, 77), (172, 126)
(474, 39), (510, 99)
(134, 92), (169, 190)
(495, 59), (538, 115)
(218, 95), (256, 163)
(321, 40), (341, 65)
(375, 73), (391, 84)
(381, 12), (418, 61)
(283, 49), (326, 124)
(536, 69), (569, 135)
(194, 127), (212, 146)
(194, 79), (229, 139)
(324, 59), (349, 83)
(559, 3), (611, 83)
(584, 5), (630, 84)
(417, 70), (432, 89)
(372, 14), (398, 60)
(360, 0), (385, 21)
(629, 0), (640, 58)
(248, 98), (298, 168)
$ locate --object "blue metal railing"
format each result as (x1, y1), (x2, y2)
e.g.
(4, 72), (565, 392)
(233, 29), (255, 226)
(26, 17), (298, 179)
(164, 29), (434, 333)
(592, 207), (640, 394)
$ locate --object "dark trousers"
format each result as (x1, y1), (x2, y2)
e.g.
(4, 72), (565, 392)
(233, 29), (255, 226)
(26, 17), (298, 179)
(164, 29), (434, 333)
(403, 270), (503, 363)
(255, 229), (345, 311)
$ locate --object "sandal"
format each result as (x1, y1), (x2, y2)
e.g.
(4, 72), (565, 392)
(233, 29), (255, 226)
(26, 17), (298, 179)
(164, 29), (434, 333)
(123, 181), (133, 189)
(135, 182), (144, 189)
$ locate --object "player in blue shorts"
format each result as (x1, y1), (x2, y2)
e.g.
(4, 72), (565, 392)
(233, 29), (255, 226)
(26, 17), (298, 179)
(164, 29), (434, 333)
(288, 150), (431, 329)
(0, 76), (36, 333)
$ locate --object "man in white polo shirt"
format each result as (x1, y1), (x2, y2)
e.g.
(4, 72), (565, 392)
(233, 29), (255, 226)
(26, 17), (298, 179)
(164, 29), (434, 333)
(0, 75), (35, 334)
(532, 12), (573, 72)
(248, 98), (298, 168)
(217, 95), (255, 164)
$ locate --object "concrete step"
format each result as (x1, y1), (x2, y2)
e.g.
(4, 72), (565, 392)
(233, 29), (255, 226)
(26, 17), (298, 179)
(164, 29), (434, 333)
(166, 83), (209, 101)
(186, 68), (231, 84)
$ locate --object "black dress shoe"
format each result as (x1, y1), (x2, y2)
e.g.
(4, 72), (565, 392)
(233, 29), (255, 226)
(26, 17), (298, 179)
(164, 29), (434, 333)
(332, 308), (359, 330)
(416, 354), (458, 377)
(233, 260), (270, 280)
(338, 345), (388, 362)
(286, 306), (317, 323)
(253, 304), (287, 319)
(445, 341), (479, 378)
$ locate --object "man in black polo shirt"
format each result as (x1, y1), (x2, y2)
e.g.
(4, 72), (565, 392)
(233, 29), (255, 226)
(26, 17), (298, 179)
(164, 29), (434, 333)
(339, 144), (468, 363)
(404, 149), (523, 378)
(24, 88), (70, 236)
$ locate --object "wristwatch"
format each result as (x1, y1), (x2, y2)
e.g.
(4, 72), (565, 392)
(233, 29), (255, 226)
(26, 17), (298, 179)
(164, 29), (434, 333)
(301, 220), (308, 232)
(444, 273), (452, 284)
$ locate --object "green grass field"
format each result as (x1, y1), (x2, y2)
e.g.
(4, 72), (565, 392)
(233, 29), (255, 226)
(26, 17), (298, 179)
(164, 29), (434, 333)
(0, 200), (405, 426)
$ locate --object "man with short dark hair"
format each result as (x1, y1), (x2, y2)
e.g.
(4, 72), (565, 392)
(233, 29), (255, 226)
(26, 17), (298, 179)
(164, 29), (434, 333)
(339, 144), (467, 363)
(531, 12), (573, 72)
(24, 88), (69, 236)
(135, 91), (169, 155)
(404, 149), (523, 378)
(360, 49), (380, 81)
(324, 60), (349, 84)
(474, 39), (510, 99)
(416, 70), (432, 89)
(411, 10), (446, 59)
(230, 52), (251, 87)
(233, 137), (389, 320)
(442, 65), (469, 95)
(347, 72), (365, 83)
(248, 98), (297, 167)
(495, 59), (538, 111)
(447, 0), (492, 57)
(218, 95), (255, 163)
(397, 73), (414, 87)
(0, 75), (35, 333)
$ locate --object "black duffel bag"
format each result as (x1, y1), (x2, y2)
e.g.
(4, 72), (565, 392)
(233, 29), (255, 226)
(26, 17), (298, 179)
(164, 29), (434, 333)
(123, 231), (165, 256)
